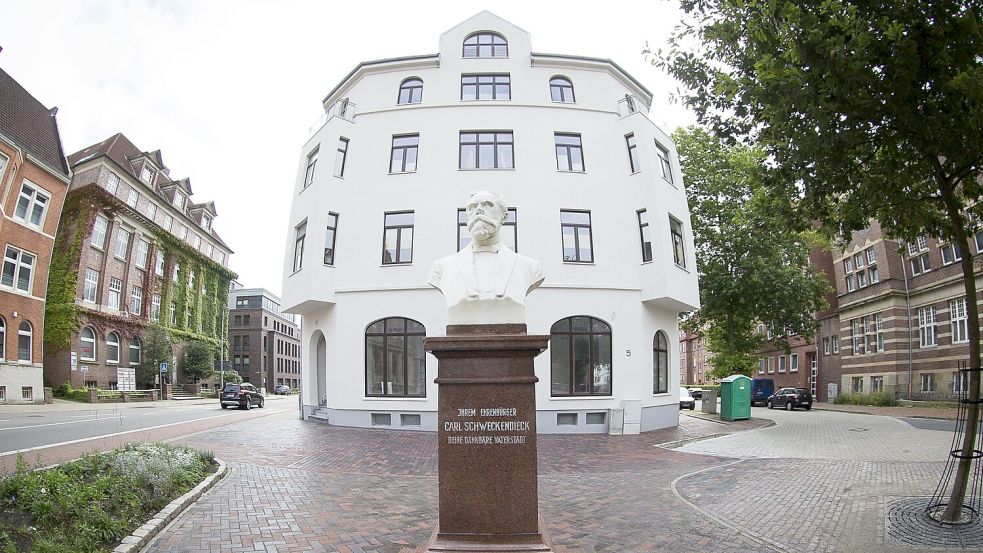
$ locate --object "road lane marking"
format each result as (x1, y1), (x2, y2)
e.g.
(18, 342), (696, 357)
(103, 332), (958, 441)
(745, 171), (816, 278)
(0, 417), (121, 431)
(0, 409), (287, 457)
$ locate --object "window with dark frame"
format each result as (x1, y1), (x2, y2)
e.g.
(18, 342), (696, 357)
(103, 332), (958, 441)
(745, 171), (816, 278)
(462, 32), (508, 58)
(382, 211), (414, 264)
(459, 131), (513, 169)
(554, 133), (585, 172)
(397, 77), (423, 104)
(461, 74), (511, 100)
(549, 76), (575, 102)
(653, 330), (669, 394)
(365, 317), (427, 397)
(293, 221), (306, 272)
(550, 316), (612, 396)
(669, 216), (686, 268)
(333, 138), (349, 177)
(626, 133), (640, 173)
(0, 317), (4, 360)
(560, 210), (593, 263)
(655, 141), (673, 183)
(304, 147), (318, 186)
(324, 212), (339, 265)
(458, 208), (517, 251)
(390, 135), (419, 173)
(637, 209), (653, 262)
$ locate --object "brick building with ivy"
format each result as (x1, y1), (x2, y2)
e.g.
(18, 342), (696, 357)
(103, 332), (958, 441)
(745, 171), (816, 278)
(43, 133), (236, 392)
(0, 68), (71, 404)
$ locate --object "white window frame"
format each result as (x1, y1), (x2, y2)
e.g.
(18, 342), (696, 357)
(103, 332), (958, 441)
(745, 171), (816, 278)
(921, 372), (935, 393)
(155, 250), (165, 276)
(140, 165), (156, 184)
(950, 297), (968, 343)
(125, 187), (139, 208)
(875, 313), (885, 352)
(91, 215), (109, 249)
(108, 277), (122, 310)
(83, 268), (99, 303)
(162, 214), (173, 232)
(13, 181), (51, 229)
(105, 172), (120, 194)
(832, 335), (840, 354)
(778, 355), (786, 373)
(130, 285), (143, 315)
(135, 239), (150, 269)
(823, 337), (830, 355)
(106, 331), (120, 364)
(790, 353), (798, 372)
(2, 245), (36, 293)
(113, 228), (130, 260)
(918, 306), (937, 347)
(80, 327), (96, 361)
(151, 293), (161, 322)
(17, 322), (32, 363)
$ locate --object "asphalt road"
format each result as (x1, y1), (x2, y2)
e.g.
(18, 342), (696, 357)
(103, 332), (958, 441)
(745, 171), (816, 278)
(0, 396), (296, 464)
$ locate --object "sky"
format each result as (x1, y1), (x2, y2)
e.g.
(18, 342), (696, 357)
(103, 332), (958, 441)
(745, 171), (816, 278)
(0, 0), (696, 296)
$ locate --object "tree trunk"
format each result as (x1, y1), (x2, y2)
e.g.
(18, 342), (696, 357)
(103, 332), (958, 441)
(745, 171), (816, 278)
(939, 182), (981, 523)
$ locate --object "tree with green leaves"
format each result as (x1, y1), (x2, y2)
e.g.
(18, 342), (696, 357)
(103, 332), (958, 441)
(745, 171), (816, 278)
(182, 340), (216, 384)
(220, 370), (242, 385)
(653, 0), (983, 521)
(674, 126), (830, 379)
(137, 327), (172, 388)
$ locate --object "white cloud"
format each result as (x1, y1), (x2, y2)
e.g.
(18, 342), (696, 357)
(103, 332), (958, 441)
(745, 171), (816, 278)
(0, 0), (695, 296)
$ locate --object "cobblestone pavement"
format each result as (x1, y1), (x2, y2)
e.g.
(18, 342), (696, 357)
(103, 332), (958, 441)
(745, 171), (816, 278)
(678, 406), (953, 462)
(144, 413), (775, 553)
(673, 407), (971, 553)
(814, 401), (959, 420)
(142, 408), (963, 553)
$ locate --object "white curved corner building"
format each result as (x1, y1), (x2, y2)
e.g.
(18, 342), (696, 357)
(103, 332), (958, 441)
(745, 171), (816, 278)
(282, 11), (699, 434)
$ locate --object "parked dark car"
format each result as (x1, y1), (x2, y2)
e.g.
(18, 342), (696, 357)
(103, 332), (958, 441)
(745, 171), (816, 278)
(274, 384), (291, 395)
(767, 387), (812, 411)
(220, 382), (265, 410)
(751, 378), (775, 406)
(679, 388), (696, 410)
(687, 387), (703, 400)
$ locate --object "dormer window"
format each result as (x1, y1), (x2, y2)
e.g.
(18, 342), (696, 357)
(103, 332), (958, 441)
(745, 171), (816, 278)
(463, 32), (508, 58)
(173, 191), (186, 211)
(202, 214), (212, 230)
(140, 165), (156, 184)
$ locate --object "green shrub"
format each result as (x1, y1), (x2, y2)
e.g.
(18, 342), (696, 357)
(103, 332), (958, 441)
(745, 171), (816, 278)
(0, 443), (214, 552)
(834, 391), (897, 406)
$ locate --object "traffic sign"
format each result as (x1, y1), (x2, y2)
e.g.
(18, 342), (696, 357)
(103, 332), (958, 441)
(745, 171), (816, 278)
(160, 362), (169, 373)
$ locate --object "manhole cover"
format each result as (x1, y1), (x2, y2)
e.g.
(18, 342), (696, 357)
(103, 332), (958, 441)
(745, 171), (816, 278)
(886, 497), (983, 548)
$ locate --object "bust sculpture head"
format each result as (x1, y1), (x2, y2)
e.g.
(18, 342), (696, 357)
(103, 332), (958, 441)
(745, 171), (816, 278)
(466, 191), (509, 246)
(428, 191), (545, 325)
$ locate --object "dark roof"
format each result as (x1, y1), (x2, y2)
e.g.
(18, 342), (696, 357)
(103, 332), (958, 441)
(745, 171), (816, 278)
(0, 68), (69, 176)
(68, 133), (232, 253)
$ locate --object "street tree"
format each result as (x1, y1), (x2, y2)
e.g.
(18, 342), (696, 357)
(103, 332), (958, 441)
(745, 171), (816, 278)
(674, 126), (830, 380)
(652, 0), (983, 521)
(182, 340), (216, 383)
(137, 327), (172, 388)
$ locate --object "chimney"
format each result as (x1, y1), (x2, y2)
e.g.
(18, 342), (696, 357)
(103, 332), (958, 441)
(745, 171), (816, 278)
(50, 106), (58, 116)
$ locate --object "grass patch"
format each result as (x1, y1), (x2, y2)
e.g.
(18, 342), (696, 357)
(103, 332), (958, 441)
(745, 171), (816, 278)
(833, 391), (898, 407)
(0, 443), (215, 552)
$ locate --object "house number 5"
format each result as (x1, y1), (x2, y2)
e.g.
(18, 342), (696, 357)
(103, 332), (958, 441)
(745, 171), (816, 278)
(625, 349), (632, 358)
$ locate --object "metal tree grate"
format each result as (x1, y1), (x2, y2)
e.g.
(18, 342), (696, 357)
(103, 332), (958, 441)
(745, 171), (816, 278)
(927, 365), (983, 524)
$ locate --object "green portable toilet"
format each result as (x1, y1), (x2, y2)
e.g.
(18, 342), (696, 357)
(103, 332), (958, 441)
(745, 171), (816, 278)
(720, 374), (752, 421)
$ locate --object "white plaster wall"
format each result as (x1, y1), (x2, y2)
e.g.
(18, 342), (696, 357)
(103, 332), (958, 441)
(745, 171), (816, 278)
(0, 362), (43, 403)
(285, 12), (698, 432)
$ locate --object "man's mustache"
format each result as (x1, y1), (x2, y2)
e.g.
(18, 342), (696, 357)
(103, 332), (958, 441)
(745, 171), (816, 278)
(467, 214), (499, 228)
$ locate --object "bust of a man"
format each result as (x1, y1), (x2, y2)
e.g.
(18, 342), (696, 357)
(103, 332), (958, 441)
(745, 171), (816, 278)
(429, 191), (545, 325)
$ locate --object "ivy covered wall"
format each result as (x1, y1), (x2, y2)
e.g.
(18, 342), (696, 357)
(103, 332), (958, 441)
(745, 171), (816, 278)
(44, 184), (236, 364)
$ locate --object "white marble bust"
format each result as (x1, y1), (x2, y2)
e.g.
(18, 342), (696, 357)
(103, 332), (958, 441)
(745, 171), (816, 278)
(429, 191), (545, 325)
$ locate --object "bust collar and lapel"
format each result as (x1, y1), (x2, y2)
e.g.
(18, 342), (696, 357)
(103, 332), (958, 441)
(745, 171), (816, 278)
(454, 243), (518, 298)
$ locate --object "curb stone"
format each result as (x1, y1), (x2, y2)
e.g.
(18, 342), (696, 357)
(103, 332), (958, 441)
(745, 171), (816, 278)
(111, 458), (227, 553)
(656, 418), (777, 449)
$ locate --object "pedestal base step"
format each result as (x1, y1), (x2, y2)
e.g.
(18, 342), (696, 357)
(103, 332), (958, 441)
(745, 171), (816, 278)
(422, 516), (554, 553)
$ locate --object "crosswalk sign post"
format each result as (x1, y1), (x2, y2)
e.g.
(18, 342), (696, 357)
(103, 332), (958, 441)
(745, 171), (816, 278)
(159, 362), (169, 398)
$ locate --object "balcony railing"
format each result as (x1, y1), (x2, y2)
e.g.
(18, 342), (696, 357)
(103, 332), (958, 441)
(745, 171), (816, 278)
(307, 97), (357, 139)
(617, 94), (647, 118)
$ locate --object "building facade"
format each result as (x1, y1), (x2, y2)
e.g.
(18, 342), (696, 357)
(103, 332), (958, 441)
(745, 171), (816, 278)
(282, 12), (699, 434)
(816, 221), (983, 402)
(228, 286), (301, 392)
(44, 133), (235, 391)
(679, 330), (714, 386)
(0, 68), (71, 404)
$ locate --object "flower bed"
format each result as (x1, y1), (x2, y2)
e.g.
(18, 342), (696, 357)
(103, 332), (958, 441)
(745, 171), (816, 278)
(0, 443), (215, 552)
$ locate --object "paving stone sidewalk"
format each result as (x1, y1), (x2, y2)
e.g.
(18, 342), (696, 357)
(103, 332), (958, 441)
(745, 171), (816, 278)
(813, 401), (959, 420)
(143, 409), (958, 553)
(144, 413), (774, 553)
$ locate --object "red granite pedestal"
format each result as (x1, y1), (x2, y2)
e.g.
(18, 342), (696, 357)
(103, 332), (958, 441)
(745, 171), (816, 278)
(422, 324), (553, 553)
